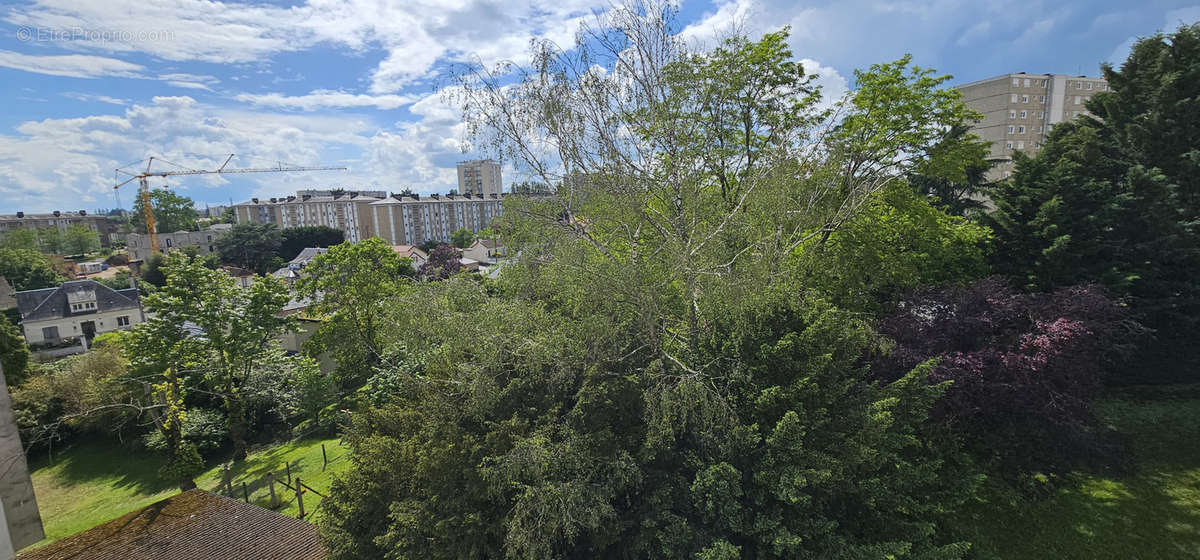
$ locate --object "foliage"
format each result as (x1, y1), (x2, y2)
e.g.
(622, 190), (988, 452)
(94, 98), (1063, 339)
(295, 237), (411, 392)
(104, 253), (129, 266)
(987, 24), (1200, 379)
(796, 183), (990, 312)
(450, 228), (475, 248)
(0, 229), (40, 252)
(416, 239), (440, 254)
(0, 247), (64, 290)
(907, 124), (995, 217)
(418, 243), (462, 279)
(131, 189), (199, 234)
(293, 355), (335, 426)
(143, 407), (228, 457)
(871, 278), (1135, 473)
(0, 314), (30, 387)
(139, 253), (167, 286)
(218, 206), (237, 224)
(64, 224), (100, 255)
(323, 12), (983, 558)
(216, 222), (283, 274)
(279, 226), (344, 263)
(37, 227), (66, 254)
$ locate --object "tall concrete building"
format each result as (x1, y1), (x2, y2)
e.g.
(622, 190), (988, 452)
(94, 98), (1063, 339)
(368, 193), (505, 246)
(0, 211), (118, 247)
(231, 190), (387, 243)
(1, 364), (44, 559)
(956, 72), (1108, 180)
(456, 160), (503, 197)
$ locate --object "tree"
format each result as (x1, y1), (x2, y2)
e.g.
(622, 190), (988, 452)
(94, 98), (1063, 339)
(278, 226), (344, 263)
(131, 189), (199, 234)
(216, 222), (283, 274)
(0, 229), (40, 252)
(0, 248), (63, 290)
(294, 238), (410, 391)
(988, 24), (1200, 379)
(136, 253), (292, 461)
(322, 10), (981, 559)
(450, 228), (475, 249)
(36, 227), (65, 254)
(907, 124), (995, 217)
(218, 207), (237, 224)
(140, 253), (168, 287)
(418, 244), (461, 280)
(0, 315), (30, 387)
(871, 278), (1134, 473)
(64, 223), (100, 255)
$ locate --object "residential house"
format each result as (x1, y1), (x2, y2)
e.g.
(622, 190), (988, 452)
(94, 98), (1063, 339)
(390, 245), (428, 269)
(462, 238), (504, 264)
(15, 280), (143, 346)
(221, 266), (255, 288)
(16, 490), (325, 560)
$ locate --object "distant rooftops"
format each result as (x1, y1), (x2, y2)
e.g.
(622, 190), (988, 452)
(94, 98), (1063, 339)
(235, 190), (511, 207)
(0, 210), (102, 220)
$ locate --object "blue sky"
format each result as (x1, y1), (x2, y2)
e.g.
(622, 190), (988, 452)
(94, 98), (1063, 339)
(0, 0), (1196, 214)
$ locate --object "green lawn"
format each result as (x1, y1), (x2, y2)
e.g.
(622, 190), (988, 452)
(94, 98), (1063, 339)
(954, 385), (1200, 559)
(28, 437), (351, 547)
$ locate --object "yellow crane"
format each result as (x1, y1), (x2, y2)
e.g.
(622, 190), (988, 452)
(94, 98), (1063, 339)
(114, 154), (346, 254)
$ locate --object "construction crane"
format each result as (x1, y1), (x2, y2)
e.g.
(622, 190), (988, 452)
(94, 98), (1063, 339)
(114, 154), (346, 255)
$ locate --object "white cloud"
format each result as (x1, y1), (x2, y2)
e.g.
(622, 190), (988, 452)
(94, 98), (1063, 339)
(0, 50), (144, 78)
(235, 90), (419, 110)
(62, 93), (129, 105)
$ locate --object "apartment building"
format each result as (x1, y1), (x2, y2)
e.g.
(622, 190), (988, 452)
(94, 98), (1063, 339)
(126, 223), (232, 261)
(0, 211), (118, 246)
(368, 193), (505, 246)
(456, 160), (503, 197)
(956, 72), (1108, 180)
(231, 190), (386, 243)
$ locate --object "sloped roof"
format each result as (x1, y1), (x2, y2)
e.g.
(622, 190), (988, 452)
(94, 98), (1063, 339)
(15, 280), (139, 323)
(390, 245), (427, 260)
(287, 247), (328, 265)
(17, 490), (325, 560)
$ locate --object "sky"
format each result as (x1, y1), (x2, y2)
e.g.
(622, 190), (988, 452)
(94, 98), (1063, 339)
(0, 0), (1196, 214)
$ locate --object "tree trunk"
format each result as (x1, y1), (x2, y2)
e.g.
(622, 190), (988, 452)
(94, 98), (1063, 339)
(227, 394), (248, 461)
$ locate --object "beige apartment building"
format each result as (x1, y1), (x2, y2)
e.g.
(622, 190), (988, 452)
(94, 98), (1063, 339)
(956, 72), (1108, 180)
(368, 193), (505, 246)
(125, 223), (232, 261)
(456, 159), (503, 197)
(232, 190), (386, 243)
(0, 211), (118, 246)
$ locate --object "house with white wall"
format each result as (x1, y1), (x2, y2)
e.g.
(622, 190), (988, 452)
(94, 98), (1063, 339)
(15, 280), (144, 346)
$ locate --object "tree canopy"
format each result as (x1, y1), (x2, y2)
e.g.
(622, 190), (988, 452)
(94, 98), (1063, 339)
(131, 189), (200, 234)
(216, 222), (283, 274)
(0, 248), (63, 290)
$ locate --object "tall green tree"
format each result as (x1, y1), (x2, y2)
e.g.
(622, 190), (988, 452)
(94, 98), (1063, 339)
(0, 315), (30, 387)
(988, 23), (1200, 377)
(132, 189), (199, 234)
(322, 9), (979, 559)
(278, 226), (344, 262)
(36, 227), (65, 254)
(216, 222), (283, 274)
(0, 248), (63, 290)
(294, 237), (410, 391)
(450, 228), (475, 248)
(0, 229), (39, 252)
(64, 223), (100, 255)
(137, 253), (291, 460)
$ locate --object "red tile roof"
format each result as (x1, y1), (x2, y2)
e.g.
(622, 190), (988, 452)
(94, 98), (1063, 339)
(18, 490), (326, 560)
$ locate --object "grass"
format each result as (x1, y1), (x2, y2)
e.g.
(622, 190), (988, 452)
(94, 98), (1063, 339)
(28, 436), (351, 547)
(954, 384), (1200, 559)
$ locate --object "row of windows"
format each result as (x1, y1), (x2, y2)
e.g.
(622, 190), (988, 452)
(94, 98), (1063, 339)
(1012, 77), (1048, 88)
(1009, 110), (1046, 119)
(1010, 77), (1108, 91)
(70, 302), (96, 312)
(1005, 140), (1044, 150)
(1007, 125), (1044, 134)
(1010, 94), (1047, 104)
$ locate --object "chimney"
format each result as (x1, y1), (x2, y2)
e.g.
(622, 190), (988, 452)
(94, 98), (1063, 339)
(252, 198), (259, 204)
(53, 210), (61, 216)
(302, 195), (312, 201)
(270, 198), (277, 203)
(431, 194), (439, 200)
(287, 196), (295, 201)
(411, 194), (419, 200)
(16, 211), (23, 218)
(79, 210), (87, 216)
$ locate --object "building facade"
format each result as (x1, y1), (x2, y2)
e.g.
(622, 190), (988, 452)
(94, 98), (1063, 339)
(368, 193), (505, 246)
(1, 363), (44, 560)
(456, 160), (503, 197)
(231, 191), (384, 243)
(15, 280), (144, 346)
(0, 211), (118, 247)
(956, 72), (1108, 180)
(126, 224), (232, 261)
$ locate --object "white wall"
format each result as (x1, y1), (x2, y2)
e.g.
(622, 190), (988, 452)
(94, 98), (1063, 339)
(21, 310), (142, 345)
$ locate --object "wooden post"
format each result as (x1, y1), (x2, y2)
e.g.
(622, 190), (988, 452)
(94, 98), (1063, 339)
(267, 472), (278, 508)
(285, 461), (292, 484)
(295, 476), (305, 519)
(242, 482), (249, 503)
(222, 464), (233, 497)
(322, 443), (327, 471)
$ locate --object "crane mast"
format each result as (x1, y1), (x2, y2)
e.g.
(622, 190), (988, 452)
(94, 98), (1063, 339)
(114, 154), (346, 255)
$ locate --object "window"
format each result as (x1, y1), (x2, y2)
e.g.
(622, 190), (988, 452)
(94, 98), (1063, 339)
(117, 316), (130, 327)
(1008, 125), (1015, 134)
(1006, 141), (1014, 149)
(1075, 96), (1081, 105)
(41, 326), (59, 342)
(1036, 126), (1044, 133)
(1037, 111), (1044, 119)
(1010, 93), (1018, 103)
(1018, 125), (1026, 133)
(1017, 140), (1025, 149)
(1022, 95), (1029, 103)
(1039, 95), (1046, 103)
(1009, 110), (1017, 119)
(165, 238), (173, 248)
(1020, 111), (1027, 118)
(1012, 78), (1020, 87)
(1086, 82), (1093, 90)
(1076, 81), (1082, 89)
(1024, 78), (1031, 87)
